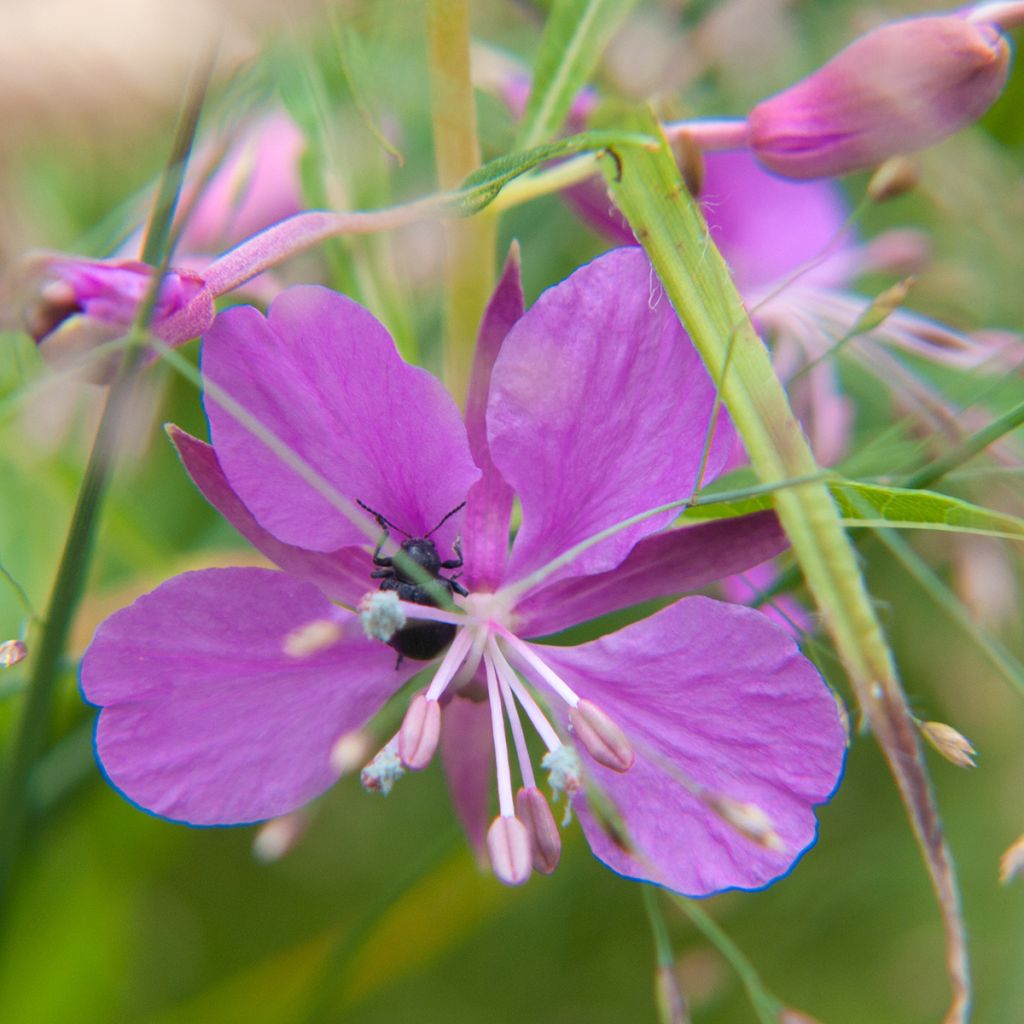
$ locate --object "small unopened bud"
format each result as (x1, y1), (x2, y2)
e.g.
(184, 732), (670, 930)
(359, 590), (406, 642)
(515, 786), (562, 874)
(654, 963), (690, 1024)
(569, 699), (635, 772)
(283, 618), (341, 658)
(360, 742), (405, 796)
(851, 278), (914, 336)
(867, 156), (921, 202)
(748, 16), (1011, 179)
(330, 730), (373, 775)
(0, 640), (27, 669)
(705, 793), (784, 850)
(398, 694), (441, 770)
(920, 721), (978, 769)
(253, 810), (309, 863)
(486, 815), (533, 886)
(999, 833), (1024, 885)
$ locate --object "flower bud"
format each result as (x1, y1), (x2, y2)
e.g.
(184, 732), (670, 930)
(398, 693), (441, 770)
(15, 253), (210, 375)
(748, 16), (1011, 179)
(486, 815), (533, 886)
(515, 786), (562, 874)
(920, 720), (977, 768)
(867, 156), (922, 203)
(569, 699), (635, 772)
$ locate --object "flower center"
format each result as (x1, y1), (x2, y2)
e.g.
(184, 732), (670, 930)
(356, 587), (636, 886)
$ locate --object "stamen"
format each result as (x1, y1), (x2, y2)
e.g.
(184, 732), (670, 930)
(515, 786), (561, 874)
(393, 600), (472, 627)
(493, 628), (580, 709)
(486, 814), (532, 886)
(398, 692), (442, 770)
(484, 654), (515, 819)
(487, 638), (561, 752)
(423, 627), (475, 701)
(497, 666), (536, 790)
(569, 699), (635, 773)
(360, 739), (406, 796)
(359, 591), (406, 642)
(542, 745), (582, 802)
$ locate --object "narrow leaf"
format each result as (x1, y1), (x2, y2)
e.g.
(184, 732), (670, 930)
(516, 0), (639, 151)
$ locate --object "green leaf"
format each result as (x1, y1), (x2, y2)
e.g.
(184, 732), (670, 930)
(516, 0), (640, 151)
(687, 477), (1024, 541)
(454, 129), (653, 215)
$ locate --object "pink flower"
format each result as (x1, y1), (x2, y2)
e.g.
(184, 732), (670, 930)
(81, 248), (846, 895)
(748, 14), (1011, 179)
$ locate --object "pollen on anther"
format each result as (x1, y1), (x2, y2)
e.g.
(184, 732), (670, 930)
(359, 591), (406, 642)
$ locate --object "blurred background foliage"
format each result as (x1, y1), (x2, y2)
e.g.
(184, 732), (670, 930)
(0, 1), (1022, 1022)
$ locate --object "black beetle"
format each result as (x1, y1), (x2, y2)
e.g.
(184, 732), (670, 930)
(358, 499), (469, 664)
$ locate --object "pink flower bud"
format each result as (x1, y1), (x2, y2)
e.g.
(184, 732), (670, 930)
(569, 698), (635, 772)
(748, 16), (1011, 179)
(486, 815), (533, 886)
(15, 253), (211, 374)
(515, 786), (562, 874)
(398, 693), (441, 770)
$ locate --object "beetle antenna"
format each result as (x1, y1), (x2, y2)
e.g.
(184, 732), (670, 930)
(425, 501), (467, 539)
(356, 498), (411, 538)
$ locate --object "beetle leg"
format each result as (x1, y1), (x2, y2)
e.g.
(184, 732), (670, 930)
(372, 526), (393, 567)
(371, 569), (395, 580)
(440, 536), (463, 570)
(449, 576), (469, 598)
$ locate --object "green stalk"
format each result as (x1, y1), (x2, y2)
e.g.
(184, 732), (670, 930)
(672, 897), (783, 1024)
(607, 115), (969, 1024)
(0, 57), (212, 920)
(426, 0), (496, 407)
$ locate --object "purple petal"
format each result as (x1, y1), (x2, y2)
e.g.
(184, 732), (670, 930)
(701, 151), (855, 291)
(169, 426), (372, 605)
(489, 248), (734, 587)
(536, 598), (846, 895)
(82, 568), (413, 825)
(462, 246), (523, 591)
(202, 286), (480, 552)
(440, 695), (494, 859)
(514, 511), (787, 637)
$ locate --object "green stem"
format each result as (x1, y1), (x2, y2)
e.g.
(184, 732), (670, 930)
(607, 116), (969, 1024)
(426, 0), (496, 407)
(0, 55), (212, 921)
